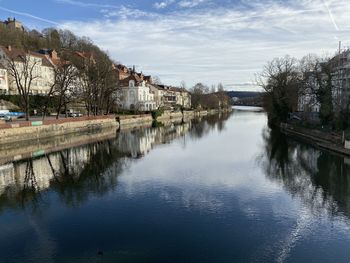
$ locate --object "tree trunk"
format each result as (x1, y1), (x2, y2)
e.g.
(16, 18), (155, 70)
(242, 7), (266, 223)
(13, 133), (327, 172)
(56, 105), (61, 119)
(25, 97), (30, 121)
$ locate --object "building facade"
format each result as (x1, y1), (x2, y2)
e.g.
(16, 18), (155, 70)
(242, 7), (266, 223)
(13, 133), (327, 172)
(0, 63), (8, 95)
(0, 18), (25, 31)
(119, 75), (156, 111)
(329, 49), (350, 111)
(153, 85), (191, 109)
(0, 46), (54, 95)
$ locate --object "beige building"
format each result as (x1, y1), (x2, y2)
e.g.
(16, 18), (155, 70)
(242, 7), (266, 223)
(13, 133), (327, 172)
(0, 46), (55, 95)
(152, 85), (191, 109)
(0, 63), (8, 94)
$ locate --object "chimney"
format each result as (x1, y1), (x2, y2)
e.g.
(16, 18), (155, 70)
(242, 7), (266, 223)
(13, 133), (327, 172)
(50, 50), (58, 60)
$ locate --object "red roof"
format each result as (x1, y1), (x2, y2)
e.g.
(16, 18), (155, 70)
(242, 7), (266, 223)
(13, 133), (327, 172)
(0, 45), (53, 67)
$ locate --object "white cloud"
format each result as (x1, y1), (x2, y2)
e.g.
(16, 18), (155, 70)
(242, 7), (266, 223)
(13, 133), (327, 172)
(100, 6), (158, 19)
(178, 0), (209, 8)
(60, 0), (350, 89)
(154, 0), (176, 9)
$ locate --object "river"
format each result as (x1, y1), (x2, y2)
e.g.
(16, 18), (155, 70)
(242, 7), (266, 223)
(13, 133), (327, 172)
(0, 108), (350, 262)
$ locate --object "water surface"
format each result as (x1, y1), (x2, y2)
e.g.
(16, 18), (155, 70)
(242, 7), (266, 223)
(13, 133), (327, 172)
(1, 110), (350, 262)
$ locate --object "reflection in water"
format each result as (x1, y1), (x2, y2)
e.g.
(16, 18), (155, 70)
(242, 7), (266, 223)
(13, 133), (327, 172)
(260, 127), (350, 219)
(2, 110), (350, 262)
(0, 112), (231, 212)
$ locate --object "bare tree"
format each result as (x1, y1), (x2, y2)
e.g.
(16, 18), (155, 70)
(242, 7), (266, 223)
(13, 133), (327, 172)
(152, 75), (162, 85)
(256, 56), (300, 123)
(299, 54), (335, 125)
(180, 80), (187, 90)
(53, 62), (80, 119)
(6, 53), (39, 120)
(210, 84), (216, 93)
(217, 83), (225, 92)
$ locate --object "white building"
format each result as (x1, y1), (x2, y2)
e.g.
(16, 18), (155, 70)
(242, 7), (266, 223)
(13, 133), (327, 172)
(0, 63), (8, 94)
(119, 74), (156, 111)
(0, 45), (55, 95)
(329, 49), (350, 111)
(298, 49), (350, 114)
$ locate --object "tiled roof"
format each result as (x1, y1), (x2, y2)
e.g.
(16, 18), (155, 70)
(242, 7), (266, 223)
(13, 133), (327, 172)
(119, 74), (143, 87)
(0, 46), (54, 67)
(155, 84), (189, 93)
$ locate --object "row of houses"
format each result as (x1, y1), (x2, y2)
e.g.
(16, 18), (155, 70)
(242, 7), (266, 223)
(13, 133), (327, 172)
(0, 45), (191, 111)
(115, 64), (191, 111)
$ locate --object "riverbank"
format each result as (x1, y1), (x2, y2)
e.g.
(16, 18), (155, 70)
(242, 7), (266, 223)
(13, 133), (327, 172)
(0, 109), (231, 145)
(0, 115), (118, 145)
(280, 123), (350, 156)
(116, 109), (230, 130)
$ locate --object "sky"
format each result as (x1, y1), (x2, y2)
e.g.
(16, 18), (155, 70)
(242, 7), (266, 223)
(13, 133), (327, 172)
(0, 0), (349, 90)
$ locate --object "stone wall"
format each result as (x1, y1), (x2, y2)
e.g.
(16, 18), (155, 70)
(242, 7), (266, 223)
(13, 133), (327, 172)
(157, 111), (183, 121)
(0, 109), (231, 145)
(0, 116), (118, 145)
(0, 128), (116, 165)
(117, 114), (153, 130)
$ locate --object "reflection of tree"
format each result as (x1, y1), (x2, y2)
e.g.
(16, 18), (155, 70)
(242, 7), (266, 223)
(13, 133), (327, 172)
(0, 112), (232, 212)
(260, 127), (350, 218)
(49, 140), (127, 207)
(22, 160), (41, 206)
(189, 112), (231, 140)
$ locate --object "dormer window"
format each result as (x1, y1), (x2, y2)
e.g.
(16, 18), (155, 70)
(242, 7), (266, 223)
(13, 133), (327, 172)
(129, 80), (135, 87)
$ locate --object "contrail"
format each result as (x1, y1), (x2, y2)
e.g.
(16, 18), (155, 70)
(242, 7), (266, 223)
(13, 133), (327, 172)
(0, 6), (59, 25)
(322, 0), (339, 31)
(55, 0), (119, 9)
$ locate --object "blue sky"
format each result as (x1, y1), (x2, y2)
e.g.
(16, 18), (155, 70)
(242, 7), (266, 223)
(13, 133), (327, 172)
(0, 0), (348, 90)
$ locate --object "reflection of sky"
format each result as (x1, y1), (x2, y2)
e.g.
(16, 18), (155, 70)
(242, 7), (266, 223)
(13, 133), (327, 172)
(2, 111), (350, 262)
(116, 111), (350, 262)
(121, 112), (283, 201)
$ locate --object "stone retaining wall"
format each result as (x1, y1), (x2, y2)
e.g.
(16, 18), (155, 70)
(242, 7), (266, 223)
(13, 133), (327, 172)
(157, 111), (183, 121)
(0, 109), (231, 145)
(117, 114), (153, 129)
(0, 128), (116, 165)
(0, 115), (118, 145)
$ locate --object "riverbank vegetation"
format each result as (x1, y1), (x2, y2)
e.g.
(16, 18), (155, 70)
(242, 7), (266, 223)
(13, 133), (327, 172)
(1, 23), (120, 119)
(257, 54), (348, 131)
(1, 24), (232, 119)
(190, 83), (231, 110)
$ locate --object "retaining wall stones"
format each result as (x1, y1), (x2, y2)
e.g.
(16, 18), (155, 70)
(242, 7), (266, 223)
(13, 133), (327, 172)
(0, 115), (118, 145)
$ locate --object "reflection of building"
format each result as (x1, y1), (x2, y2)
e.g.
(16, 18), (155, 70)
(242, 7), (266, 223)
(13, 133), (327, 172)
(0, 114), (229, 209)
(116, 122), (192, 157)
(117, 129), (158, 158)
(0, 148), (91, 197)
